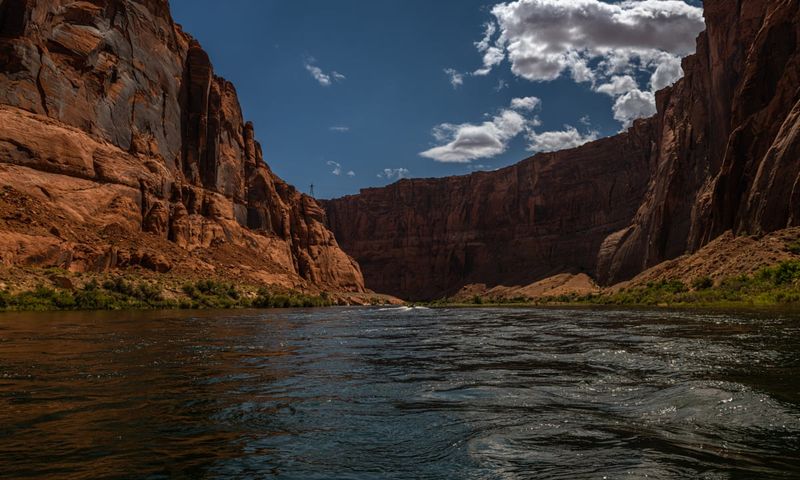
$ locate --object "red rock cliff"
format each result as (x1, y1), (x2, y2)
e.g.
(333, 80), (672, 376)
(0, 0), (364, 292)
(323, 0), (800, 300)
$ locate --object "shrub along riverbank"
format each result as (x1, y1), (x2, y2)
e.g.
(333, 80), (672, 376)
(424, 261), (800, 309)
(0, 277), (333, 312)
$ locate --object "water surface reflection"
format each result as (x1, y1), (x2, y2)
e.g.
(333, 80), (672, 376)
(0, 307), (799, 478)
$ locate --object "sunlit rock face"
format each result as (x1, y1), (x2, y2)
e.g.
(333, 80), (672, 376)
(324, 0), (800, 301)
(0, 0), (365, 292)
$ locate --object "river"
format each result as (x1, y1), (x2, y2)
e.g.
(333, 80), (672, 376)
(1, 307), (799, 479)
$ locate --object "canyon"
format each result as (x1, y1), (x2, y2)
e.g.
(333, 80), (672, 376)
(0, 0), (797, 304)
(0, 0), (365, 295)
(323, 0), (800, 300)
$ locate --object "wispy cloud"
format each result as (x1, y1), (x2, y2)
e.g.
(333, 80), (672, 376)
(327, 160), (342, 176)
(444, 68), (464, 88)
(377, 168), (410, 180)
(305, 57), (345, 87)
(329, 126), (350, 132)
(326, 161), (355, 177)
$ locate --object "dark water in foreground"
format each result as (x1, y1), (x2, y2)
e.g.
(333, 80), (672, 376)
(1, 307), (799, 479)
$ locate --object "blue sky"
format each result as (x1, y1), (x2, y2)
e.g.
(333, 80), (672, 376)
(170, 0), (704, 199)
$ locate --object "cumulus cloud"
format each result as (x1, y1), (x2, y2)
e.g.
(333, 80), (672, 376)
(421, 96), (601, 162)
(444, 68), (464, 88)
(377, 168), (410, 180)
(420, 108), (528, 163)
(649, 52), (684, 90)
(304, 58), (345, 87)
(510, 96), (541, 111)
(612, 89), (657, 127)
(476, 0), (703, 126)
(527, 125), (598, 153)
(347, 170), (356, 177)
(595, 75), (638, 97)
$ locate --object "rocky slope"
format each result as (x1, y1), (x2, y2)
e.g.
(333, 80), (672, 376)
(0, 0), (365, 293)
(324, 0), (800, 301)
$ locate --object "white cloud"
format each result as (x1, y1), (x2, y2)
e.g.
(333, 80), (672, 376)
(579, 114), (591, 126)
(474, 47), (505, 76)
(474, 22), (506, 76)
(444, 68), (464, 88)
(306, 64), (330, 86)
(594, 75), (638, 97)
(475, 22), (497, 53)
(327, 160), (342, 176)
(510, 96), (541, 111)
(305, 58), (345, 87)
(478, 0), (703, 125)
(495, 79), (509, 91)
(649, 52), (684, 90)
(612, 89), (657, 127)
(420, 109), (528, 163)
(329, 126), (350, 132)
(527, 125), (598, 153)
(377, 168), (410, 180)
(327, 161), (356, 177)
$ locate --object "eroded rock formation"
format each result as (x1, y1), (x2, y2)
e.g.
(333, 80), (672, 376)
(324, 0), (800, 300)
(0, 0), (364, 292)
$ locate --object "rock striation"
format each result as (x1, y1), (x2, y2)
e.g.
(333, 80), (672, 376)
(323, 0), (800, 300)
(0, 0), (364, 292)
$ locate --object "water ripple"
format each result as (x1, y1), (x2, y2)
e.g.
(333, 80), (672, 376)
(0, 307), (799, 478)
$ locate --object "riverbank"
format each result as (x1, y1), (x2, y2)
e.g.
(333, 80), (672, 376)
(421, 260), (800, 310)
(0, 267), (398, 312)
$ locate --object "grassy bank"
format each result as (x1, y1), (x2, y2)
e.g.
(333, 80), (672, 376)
(424, 260), (800, 309)
(0, 276), (334, 312)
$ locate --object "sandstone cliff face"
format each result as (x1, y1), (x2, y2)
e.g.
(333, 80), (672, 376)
(0, 0), (364, 292)
(324, 123), (654, 300)
(324, 0), (800, 300)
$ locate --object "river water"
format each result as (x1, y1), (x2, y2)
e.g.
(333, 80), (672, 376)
(0, 307), (799, 479)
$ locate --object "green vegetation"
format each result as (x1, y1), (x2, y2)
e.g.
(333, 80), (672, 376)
(691, 276), (714, 291)
(424, 261), (800, 309)
(423, 295), (534, 308)
(787, 240), (800, 255)
(567, 260), (800, 307)
(0, 277), (333, 312)
(251, 288), (331, 308)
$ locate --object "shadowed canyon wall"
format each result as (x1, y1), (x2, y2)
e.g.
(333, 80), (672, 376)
(0, 0), (364, 291)
(324, 0), (800, 300)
